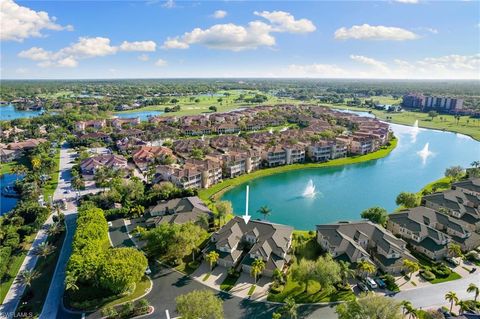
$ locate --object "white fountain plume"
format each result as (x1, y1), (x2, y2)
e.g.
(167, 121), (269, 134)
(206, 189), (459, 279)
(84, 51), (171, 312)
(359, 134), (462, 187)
(302, 179), (316, 197)
(269, 128), (273, 134)
(410, 119), (420, 143)
(201, 134), (205, 141)
(280, 127), (288, 132)
(417, 142), (433, 164)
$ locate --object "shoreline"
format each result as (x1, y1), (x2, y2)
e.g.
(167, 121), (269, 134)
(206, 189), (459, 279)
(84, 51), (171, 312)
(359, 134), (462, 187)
(198, 137), (398, 203)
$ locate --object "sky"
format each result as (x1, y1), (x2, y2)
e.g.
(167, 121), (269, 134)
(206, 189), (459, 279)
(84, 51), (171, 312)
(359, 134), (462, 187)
(1, 0), (479, 79)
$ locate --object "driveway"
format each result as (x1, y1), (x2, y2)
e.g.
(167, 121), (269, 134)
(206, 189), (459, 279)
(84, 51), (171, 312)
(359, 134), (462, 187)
(108, 218), (135, 248)
(229, 273), (271, 301)
(191, 262), (228, 291)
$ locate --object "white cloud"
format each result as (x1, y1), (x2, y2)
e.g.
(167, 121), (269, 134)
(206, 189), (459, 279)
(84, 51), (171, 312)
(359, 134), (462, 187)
(162, 0), (175, 8)
(335, 24), (419, 41)
(138, 54), (150, 61)
(0, 0), (73, 41)
(253, 10), (316, 33)
(394, 0), (419, 3)
(212, 10), (227, 19)
(350, 54), (390, 73)
(155, 58), (168, 67)
(15, 67), (28, 74)
(162, 21), (275, 51)
(119, 41), (156, 52)
(286, 64), (347, 77)
(18, 36), (157, 68)
(163, 11), (314, 51)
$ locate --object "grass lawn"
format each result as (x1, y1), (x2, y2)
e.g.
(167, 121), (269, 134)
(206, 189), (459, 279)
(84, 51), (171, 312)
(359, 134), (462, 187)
(0, 156), (30, 175)
(43, 148), (61, 199)
(220, 273), (240, 292)
(175, 260), (201, 276)
(198, 138), (398, 204)
(247, 284), (256, 296)
(430, 271), (462, 284)
(15, 230), (66, 316)
(0, 233), (36, 304)
(115, 90), (300, 117)
(418, 176), (453, 196)
(203, 273), (211, 281)
(66, 276), (151, 311)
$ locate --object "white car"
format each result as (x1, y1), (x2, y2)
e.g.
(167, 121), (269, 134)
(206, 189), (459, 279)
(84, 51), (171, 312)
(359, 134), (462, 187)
(365, 276), (378, 289)
(107, 221), (113, 227)
(145, 267), (152, 275)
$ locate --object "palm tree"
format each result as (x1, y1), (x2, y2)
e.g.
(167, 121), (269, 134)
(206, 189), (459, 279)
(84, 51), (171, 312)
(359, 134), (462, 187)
(457, 300), (469, 315)
(447, 243), (463, 258)
(404, 304), (418, 319)
(471, 161), (480, 168)
(338, 260), (355, 286)
(130, 204), (145, 218)
(17, 270), (40, 287)
(445, 291), (459, 313)
(357, 260), (376, 278)
(206, 251), (219, 271)
(401, 300), (413, 315)
(402, 259), (420, 280)
(257, 206), (271, 221)
(65, 275), (79, 292)
(250, 258), (266, 284)
(34, 242), (54, 259)
(47, 222), (64, 237)
(467, 283), (479, 302)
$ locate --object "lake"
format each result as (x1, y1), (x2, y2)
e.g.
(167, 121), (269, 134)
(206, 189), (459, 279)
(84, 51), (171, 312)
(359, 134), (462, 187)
(0, 104), (43, 121)
(0, 174), (21, 216)
(114, 110), (164, 121)
(221, 123), (480, 230)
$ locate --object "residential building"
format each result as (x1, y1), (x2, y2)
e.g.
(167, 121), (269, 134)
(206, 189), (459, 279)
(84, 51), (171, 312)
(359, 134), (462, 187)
(80, 154), (128, 175)
(132, 146), (175, 172)
(145, 196), (212, 228)
(204, 216), (293, 277)
(317, 221), (417, 274)
(75, 119), (106, 132)
(264, 146), (287, 167)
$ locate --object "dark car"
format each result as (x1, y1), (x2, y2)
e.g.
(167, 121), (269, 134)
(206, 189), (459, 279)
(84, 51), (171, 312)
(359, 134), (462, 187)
(375, 277), (386, 289)
(357, 282), (369, 292)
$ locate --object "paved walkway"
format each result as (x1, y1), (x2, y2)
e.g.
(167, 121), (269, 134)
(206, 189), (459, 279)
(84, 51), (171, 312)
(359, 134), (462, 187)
(0, 144), (75, 319)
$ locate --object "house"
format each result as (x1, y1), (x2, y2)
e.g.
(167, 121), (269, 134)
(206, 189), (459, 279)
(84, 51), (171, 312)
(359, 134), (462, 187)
(215, 123), (240, 134)
(156, 165), (203, 189)
(284, 144), (306, 164)
(452, 178), (480, 197)
(80, 154), (128, 175)
(184, 158), (222, 188)
(111, 117), (141, 129)
(422, 189), (480, 231)
(183, 125), (212, 136)
(317, 221), (417, 274)
(145, 196), (212, 228)
(79, 132), (111, 143)
(264, 146), (287, 167)
(132, 146), (175, 171)
(6, 138), (48, 151)
(0, 148), (21, 162)
(388, 206), (480, 254)
(308, 141), (334, 162)
(75, 119), (106, 132)
(204, 216), (293, 277)
(222, 150), (262, 178)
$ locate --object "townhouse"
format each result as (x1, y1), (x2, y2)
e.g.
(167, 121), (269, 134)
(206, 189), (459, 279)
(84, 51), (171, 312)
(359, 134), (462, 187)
(75, 119), (106, 132)
(111, 117), (141, 129)
(132, 146), (175, 171)
(80, 154), (128, 176)
(204, 216), (293, 277)
(221, 150), (262, 178)
(317, 221), (417, 274)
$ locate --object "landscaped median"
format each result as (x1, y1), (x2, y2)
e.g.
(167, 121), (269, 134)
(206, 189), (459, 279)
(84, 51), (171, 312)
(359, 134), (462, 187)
(198, 137), (398, 202)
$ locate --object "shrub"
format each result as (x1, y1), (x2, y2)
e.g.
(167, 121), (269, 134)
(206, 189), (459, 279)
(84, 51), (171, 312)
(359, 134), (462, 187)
(121, 301), (134, 316)
(0, 247), (12, 278)
(137, 298), (150, 313)
(420, 270), (436, 281)
(101, 306), (118, 318)
(465, 251), (480, 262)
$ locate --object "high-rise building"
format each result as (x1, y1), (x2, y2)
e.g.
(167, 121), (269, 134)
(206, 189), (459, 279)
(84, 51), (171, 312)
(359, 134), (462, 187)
(402, 93), (463, 112)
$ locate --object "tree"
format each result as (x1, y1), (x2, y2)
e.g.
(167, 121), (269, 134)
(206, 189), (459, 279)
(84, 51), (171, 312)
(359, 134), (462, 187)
(357, 260), (376, 278)
(250, 258), (266, 284)
(292, 259), (317, 292)
(445, 166), (464, 181)
(257, 205), (272, 221)
(98, 247), (148, 295)
(280, 297), (298, 319)
(129, 204), (145, 218)
(396, 192), (418, 209)
(65, 275), (79, 292)
(34, 242), (55, 259)
(338, 260), (355, 286)
(215, 201), (232, 226)
(404, 303), (418, 319)
(467, 283), (479, 302)
(336, 293), (403, 319)
(206, 251), (220, 271)
(447, 242), (462, 258)
(360, 206), (388, 225)
(471, 161), (480, 168)
(272, 312), (282, 319)
(176, 289), (224, 319)
(402, 259), (420, 279)
(209, 105), (218, 112)
(401, 300), (413, 316)
(314, 254), (342, 291)
(17, 270), (40, 287)
(445, 291), (459, 313)
(428, 110), (438, 121)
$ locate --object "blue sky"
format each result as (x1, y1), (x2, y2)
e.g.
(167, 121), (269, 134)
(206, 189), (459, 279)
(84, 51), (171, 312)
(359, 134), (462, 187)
(1, 0), (479, 79)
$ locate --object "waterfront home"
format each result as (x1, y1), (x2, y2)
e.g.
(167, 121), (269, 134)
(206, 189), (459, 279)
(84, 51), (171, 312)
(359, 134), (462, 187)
(183, 125), (212, 136)
(388, 206), (479, 254)
(204, 216), (293, 277)
(348, 135), (375, 155)
(452, 178), (480, 197)
(75, 119), (107, 132)
(264, 146), (287, 167)
(184, 158), (222, 188)
(111, 117), (141, 129)
(308, 141), (335, 162)
(221, 150), (262, 178)
(284, 144), (306, 164)
(0, 147), (21, 162)
(132, 146), (175, 172)
(145, 196), (212, 228)
(155, 165), (203, 189)
(422, 190), (480, 231)
(6, 138), (48, 152)
(148, 115), (178, 125)
(317, 221), (417, 274)
(80, 154), (128, 176)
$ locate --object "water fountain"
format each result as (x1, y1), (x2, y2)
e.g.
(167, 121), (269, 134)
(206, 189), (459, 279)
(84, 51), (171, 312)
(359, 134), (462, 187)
(280, 127), (288, 132)
(302, 179), (316, 197)
(269, 128), (273, 134)
(417, 142), (433, 164)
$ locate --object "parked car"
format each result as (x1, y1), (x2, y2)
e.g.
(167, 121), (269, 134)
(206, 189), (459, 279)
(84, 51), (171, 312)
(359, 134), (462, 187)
(365, 277), (378, 289)
(107, 221), (113, 227)
(445, 257), (460, 266)
(375, 277), (386, 289)
(145, 267), (152, 275)
(357, 281), (369, 292)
